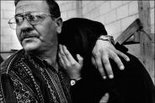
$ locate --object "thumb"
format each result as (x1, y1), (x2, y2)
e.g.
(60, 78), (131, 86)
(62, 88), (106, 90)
(76, 54), (83, 65)
(99, 93), (109, 103)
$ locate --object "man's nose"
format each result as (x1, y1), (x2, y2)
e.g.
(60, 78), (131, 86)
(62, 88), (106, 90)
(20, 19), (33, 32)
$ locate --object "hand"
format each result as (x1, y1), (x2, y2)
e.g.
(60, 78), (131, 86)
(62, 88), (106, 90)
(59, 44), (83, 80)
(92, 40), (130, 79)
(99, 93), (109, 103)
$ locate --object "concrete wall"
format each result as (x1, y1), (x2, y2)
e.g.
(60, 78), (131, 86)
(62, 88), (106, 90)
(1, 1), (22, 59)
(150, 1), (155, 34)
(57, 1), (79, 21)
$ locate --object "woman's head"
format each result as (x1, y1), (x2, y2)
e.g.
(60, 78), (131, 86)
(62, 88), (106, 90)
(60, 18), (107, 59)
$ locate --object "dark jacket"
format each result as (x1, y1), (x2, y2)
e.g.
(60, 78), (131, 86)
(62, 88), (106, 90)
(0, 50), (72, 103)
(60, 18), (155, 103)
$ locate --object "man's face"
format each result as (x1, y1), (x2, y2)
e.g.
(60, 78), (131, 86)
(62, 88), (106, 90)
(15, 0), (62, 52)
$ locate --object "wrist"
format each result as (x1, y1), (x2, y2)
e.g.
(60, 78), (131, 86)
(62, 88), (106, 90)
(98, 35), (115, 45)
(69, 73), (81, 80)
(70, 76), (82, 86)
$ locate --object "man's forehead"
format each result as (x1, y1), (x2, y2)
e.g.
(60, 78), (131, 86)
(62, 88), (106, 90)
(15, 0), (49, 14)
(16, 4), (35, 13)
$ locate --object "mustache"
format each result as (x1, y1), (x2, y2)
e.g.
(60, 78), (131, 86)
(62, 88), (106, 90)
(20, 33), (39, 41)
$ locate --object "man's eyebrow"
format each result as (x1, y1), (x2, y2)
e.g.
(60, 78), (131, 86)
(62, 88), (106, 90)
(15, 11), (32, 17)
(15, 13), (23, 17)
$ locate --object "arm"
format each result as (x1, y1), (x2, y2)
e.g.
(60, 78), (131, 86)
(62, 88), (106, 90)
(59, 44), (83, 80)
(59, 44), (110, 103)
(60, 18), (130, 79)
(92, 37), (130, 79)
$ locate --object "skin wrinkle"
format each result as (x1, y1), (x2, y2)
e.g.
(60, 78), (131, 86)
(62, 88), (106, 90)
(15, 0), (61, 66)
(15, 1), (49, 14)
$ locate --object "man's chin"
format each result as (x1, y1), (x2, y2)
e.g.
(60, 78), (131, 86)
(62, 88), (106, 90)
(22, 39), (41, 52)
(23, 44), (40, 52)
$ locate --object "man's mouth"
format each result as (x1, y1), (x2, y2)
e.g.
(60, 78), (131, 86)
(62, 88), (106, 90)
(21, 34), (39, 42)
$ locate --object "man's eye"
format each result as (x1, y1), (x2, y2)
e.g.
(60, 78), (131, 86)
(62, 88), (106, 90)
(36, 15), (44, 19)
(15, 17), (23, 24)
(28, 15), (38, 21)
(28, 15), (44, 23)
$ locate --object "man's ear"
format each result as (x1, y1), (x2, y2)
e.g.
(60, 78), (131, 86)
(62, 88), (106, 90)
(55, 17), (63, 34)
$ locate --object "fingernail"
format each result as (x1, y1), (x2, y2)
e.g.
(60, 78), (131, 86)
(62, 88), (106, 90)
(103, 76), (107, 79)
(77, 54), (80, 57)
(63, 45), (65, 48)
(63, 45), (67, 49)
(105, 93), (109, 97)
(126, 58), (130, 61)
(59, 45), (62, 48)
(109, 75), (114, 79)
(120, 65), (124, 70)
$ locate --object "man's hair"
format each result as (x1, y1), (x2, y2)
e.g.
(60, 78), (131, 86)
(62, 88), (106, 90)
(14, 0), (61, 18)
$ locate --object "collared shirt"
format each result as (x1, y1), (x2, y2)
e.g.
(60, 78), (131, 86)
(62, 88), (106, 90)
(0, 50), (71, 103)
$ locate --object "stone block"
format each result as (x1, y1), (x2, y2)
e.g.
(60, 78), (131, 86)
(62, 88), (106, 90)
(150, 0), (155, 8)
(105, 10), (117, 24)
(117, 4), (129, 19)
(122, 1), (131, 5)
(121, 15), (138, 32)
(150, 8), (154, 26)
(129, 1), (138, 15)
(111, 1), (122, 9)
(105, 21), (121, 39)
(100, 2), (111, 15)
(3, 10), (15, 19)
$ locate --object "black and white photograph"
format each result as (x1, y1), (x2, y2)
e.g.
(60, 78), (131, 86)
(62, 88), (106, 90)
(0, 0), (155, 103)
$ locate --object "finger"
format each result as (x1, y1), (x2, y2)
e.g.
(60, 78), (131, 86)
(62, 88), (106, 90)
(116, 50), (130, 62)
(58, 52), (65, 66)
(76, 54), (83, 66)
(110, 52), (125, 70)
(96, 56), (106, 79)
(99, 93), (109, 103)
(59, 45), (70, 65)
(59, 44), (65, 56)
(62, 45), (76, 64)
(91, 57), (97, 68)
(102, 56), (114, 79)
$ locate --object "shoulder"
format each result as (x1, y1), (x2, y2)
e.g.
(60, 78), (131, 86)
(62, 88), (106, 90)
(63, 18), (105, 30)
(0, 50), (24, 74)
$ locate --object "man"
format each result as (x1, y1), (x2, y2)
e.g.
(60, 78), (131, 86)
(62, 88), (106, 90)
(0, 0), (130, 103)
(59, 18), (155, 103)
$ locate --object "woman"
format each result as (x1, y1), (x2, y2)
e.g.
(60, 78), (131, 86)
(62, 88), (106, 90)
(59, 18), (155, 103)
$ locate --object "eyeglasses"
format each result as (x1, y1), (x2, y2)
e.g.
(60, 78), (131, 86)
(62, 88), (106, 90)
(8, 12), (52, 30)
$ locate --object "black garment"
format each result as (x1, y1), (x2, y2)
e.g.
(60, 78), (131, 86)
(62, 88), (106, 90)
(70, 45), (155, 103)
(59, 18), (107, 60)
(61, 18), (155, 103)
